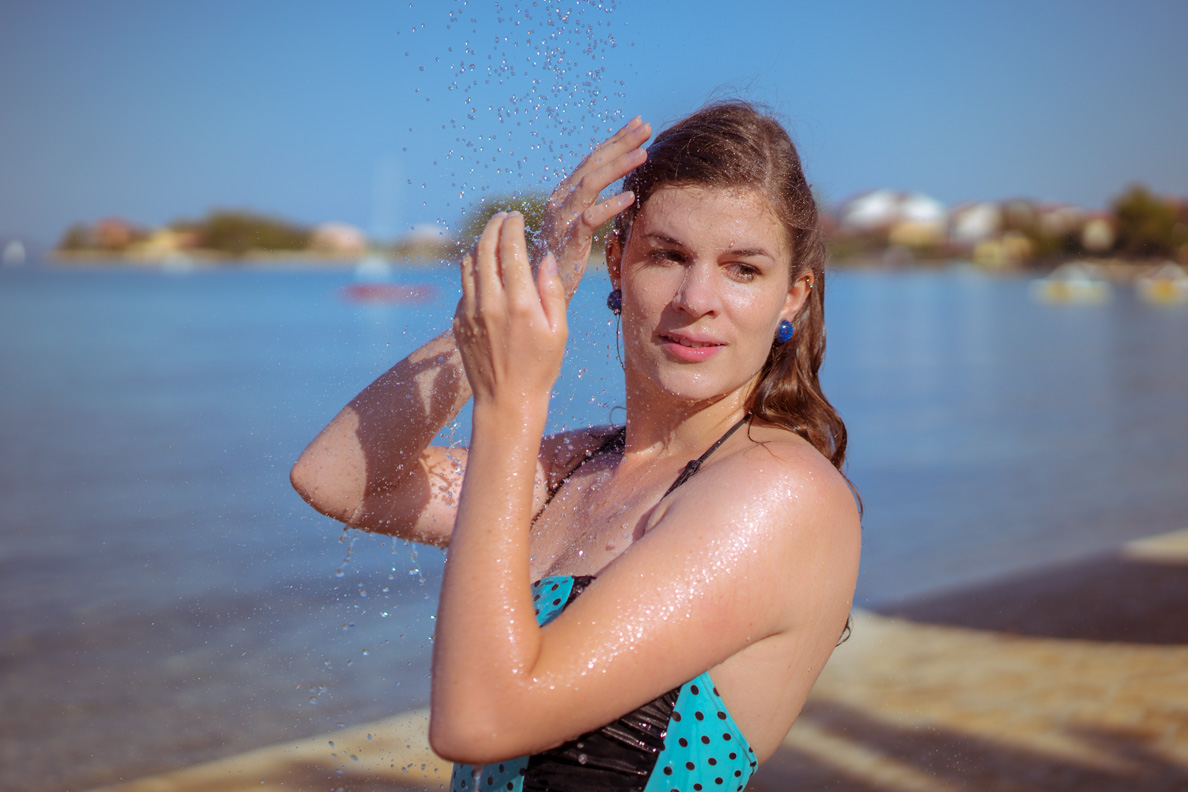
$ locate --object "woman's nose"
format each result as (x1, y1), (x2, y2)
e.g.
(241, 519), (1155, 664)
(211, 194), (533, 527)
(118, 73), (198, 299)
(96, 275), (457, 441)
(672, 263), (719, 317)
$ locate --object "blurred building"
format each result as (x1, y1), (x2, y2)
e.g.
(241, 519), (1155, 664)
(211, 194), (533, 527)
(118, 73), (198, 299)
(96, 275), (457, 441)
(94, 218), (141, 250)
(1080, 212), (1116, 253)
(129, 228), (200, 258)
(949, 202), (1003, 246)
(835, 189), (948, 254)
(309, 222), (368, 257)
(391, 222), (453, 260)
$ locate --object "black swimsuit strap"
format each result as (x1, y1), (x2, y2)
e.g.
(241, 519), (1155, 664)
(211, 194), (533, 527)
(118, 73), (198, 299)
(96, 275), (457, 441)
(661, 414), (750, 497)
(538, 414), (751, 516)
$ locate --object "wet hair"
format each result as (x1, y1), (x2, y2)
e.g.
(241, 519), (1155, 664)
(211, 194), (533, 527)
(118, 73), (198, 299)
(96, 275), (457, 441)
(613, 101), (850, 474)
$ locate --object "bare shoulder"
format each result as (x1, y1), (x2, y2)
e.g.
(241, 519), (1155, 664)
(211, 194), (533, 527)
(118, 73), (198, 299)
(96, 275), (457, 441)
(739, 421), (859, 526)
(654, 420), (861, 616)
(673, 421), (859, 537)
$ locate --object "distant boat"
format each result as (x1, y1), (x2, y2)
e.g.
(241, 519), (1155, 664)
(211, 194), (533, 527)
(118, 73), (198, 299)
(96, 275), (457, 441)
(160, 252), (195, 273)
(354, 254), (392, 281)
(2, 240), (26, 266)
(1030, 262), (1111, 304)
(341, 283), (435, 303)
(1136, 262), (1188, 305)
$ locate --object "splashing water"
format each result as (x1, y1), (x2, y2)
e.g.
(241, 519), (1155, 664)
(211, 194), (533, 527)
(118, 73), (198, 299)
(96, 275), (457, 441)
(334, 527), (358, 578)
(404, 1), (627, 242)
(313, 0), (629, 738)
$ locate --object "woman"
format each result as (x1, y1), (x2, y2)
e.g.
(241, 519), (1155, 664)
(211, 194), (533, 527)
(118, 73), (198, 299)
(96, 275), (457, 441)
(291, 102), (861, 792)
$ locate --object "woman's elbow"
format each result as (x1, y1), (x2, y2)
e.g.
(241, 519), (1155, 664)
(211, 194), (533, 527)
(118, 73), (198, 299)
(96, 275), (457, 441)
(429, 710), (509, 765)
(427, 715), (469, 764)
(290, 451), (351, 522)
(290, 451), (319, 504)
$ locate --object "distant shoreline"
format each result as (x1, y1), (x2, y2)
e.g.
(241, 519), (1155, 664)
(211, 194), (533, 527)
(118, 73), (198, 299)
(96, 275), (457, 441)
(42, 249), (1178, 277)
(44, 248), (616, 271)
(46, 248), (456, 268)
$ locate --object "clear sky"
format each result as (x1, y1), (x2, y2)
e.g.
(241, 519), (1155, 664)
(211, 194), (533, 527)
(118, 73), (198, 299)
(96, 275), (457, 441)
(2, 0), (1186, 247)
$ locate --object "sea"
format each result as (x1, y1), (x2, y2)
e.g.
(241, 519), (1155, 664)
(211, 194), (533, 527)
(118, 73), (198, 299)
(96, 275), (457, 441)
(2, 257), (1187, 791)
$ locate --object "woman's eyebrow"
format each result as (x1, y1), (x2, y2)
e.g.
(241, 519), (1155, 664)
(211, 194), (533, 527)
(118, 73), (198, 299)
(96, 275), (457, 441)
(725, 246), (775, 259)
(642, 233), (775, 260)
(641, 232), (687, 247)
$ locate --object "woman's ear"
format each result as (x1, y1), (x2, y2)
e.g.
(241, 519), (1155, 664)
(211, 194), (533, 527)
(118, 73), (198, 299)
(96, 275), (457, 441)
(779, 271), (815, 322)
(605, 233), (623, 290)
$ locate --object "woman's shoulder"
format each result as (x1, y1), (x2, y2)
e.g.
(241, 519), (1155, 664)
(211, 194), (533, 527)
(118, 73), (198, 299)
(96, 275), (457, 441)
(639, 419), (859, 635)
(666, 419), (860, 549)
(731, 419), (853, 498)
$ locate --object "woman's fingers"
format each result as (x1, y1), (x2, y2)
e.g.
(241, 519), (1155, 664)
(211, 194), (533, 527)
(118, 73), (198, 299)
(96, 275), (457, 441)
(545, 122), (649, 254)
(470, 211), (546, 315)
(604, 115), (643, 147)
(458, 247), (478, 321)
(521, 117), (650, 302)
(558, 121), (650, 201)
(564, 147), (646, 218)
(456, 211), (568, 405)
(474, 211), (506, 312)
(498, 212), (536, 305)
(537, 251), (568, 335)
(581, 191), (636, 235)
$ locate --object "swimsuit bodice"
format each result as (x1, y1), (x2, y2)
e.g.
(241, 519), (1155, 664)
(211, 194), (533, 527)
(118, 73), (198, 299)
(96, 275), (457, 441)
(449, 417), (757, 791)
(449, 575), (757, 792)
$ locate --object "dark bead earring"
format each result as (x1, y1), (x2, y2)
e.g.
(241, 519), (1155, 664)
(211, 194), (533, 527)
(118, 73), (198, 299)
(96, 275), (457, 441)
(606, 288), (622, 315)
(775, 319), (795, 344)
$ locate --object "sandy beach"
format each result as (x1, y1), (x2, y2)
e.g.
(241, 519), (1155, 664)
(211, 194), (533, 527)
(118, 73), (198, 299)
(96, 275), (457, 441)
(85, 528), (1188, 792)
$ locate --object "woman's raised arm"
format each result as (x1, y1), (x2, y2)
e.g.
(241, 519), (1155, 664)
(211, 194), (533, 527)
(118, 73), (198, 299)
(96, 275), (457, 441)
(289, 329), (478, 546)
(290, 117), (651, 546)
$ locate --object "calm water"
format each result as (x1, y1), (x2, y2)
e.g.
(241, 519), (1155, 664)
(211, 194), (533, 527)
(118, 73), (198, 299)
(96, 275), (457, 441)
(2, 259), (1186, 791)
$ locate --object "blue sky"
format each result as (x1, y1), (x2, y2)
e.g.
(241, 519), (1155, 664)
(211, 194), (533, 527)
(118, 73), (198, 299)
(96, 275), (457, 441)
(2, 0), (1186, 247)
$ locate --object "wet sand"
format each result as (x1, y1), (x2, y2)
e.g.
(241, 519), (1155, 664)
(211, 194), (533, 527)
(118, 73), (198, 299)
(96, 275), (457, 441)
(90, 530), (1188, 792)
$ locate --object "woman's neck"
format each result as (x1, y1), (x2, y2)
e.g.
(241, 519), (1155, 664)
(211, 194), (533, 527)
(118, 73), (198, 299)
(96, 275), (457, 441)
(620, 376), (752, 463)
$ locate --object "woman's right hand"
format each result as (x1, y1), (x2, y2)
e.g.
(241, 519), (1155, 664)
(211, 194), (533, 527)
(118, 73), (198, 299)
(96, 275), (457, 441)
(536, 117), (651, 300)
(454, 211), (568, 415)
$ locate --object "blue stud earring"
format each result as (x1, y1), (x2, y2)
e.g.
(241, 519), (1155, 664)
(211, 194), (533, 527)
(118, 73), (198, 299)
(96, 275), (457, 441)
(607, 288), (622, 315)
(775, 319), (795, 344)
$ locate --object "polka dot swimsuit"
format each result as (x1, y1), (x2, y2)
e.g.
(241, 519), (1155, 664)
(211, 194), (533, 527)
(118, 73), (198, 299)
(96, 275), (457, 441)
(449, 576), (757, 792)
(449, 417), (757, 792)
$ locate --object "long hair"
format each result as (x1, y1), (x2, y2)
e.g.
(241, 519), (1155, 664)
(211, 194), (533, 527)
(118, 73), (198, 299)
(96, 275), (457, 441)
(613, 101), (850, 474)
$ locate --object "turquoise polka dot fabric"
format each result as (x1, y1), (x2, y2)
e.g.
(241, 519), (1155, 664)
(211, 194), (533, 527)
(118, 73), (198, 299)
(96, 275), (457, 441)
(449, 576), (756, 792)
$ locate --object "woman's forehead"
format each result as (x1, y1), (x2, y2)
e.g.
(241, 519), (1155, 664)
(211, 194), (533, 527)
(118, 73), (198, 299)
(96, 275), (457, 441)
(633, 185), (787, 252)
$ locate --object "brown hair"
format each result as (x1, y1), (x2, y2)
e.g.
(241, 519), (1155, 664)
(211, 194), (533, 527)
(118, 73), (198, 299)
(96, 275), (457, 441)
(613, 101), (850, 473)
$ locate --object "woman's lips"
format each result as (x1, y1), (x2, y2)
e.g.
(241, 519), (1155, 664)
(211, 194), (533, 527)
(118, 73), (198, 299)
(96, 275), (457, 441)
(659, 333), (724, 362)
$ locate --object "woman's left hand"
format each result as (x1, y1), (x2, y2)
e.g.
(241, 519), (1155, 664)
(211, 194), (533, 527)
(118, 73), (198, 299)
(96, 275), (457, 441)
(536, 117), (651, 300)
(453, 211), (568, 414)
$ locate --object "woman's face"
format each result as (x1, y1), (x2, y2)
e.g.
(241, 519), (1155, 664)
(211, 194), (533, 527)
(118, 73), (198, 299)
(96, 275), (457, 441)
(611, 184), (810, 406)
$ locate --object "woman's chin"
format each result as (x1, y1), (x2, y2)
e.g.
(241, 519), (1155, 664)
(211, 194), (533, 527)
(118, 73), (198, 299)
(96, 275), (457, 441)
(630, 365), (746, 407)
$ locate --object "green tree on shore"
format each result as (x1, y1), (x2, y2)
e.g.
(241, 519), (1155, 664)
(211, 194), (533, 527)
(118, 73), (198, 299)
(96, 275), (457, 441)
(1112, 185), (1184, 258)
(189, 210), (310, 256)
(457, 191), (615, 257)
(457, 193), (549, 249)
(58, 224), (91, 251)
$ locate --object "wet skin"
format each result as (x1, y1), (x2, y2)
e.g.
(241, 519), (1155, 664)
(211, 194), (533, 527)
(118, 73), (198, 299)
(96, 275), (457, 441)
(291, 118), (860, 767)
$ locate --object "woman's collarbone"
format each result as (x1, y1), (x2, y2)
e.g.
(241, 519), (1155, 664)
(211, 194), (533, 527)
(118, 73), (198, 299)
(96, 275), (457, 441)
(534, 467), (680, 574)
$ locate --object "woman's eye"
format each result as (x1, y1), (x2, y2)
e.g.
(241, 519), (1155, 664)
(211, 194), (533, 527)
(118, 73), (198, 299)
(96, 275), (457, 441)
(650, 250), (684, 263)
(728, 263), (760, 281)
